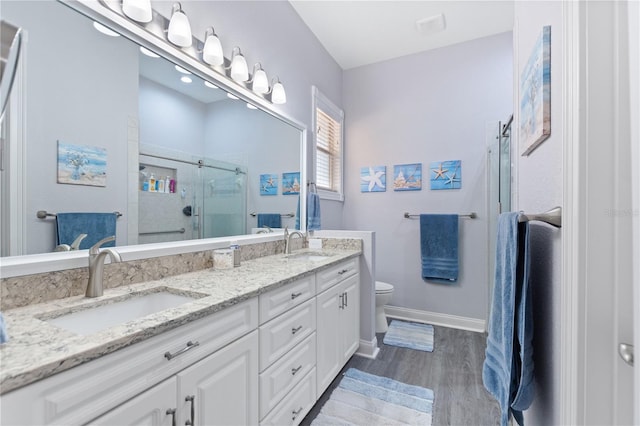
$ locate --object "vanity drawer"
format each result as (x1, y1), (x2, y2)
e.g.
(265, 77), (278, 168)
(259, 299), (316, 371)
(316, 257), (359, 293)
(0, 299), (258, 426)
(259, 275), (315, 324)
(259, 332), (316, 419)
(260, 368), (316, 426)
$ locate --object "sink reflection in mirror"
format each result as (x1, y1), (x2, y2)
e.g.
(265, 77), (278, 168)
(0, 1), (304, 257)
(42, 288), (207, 335)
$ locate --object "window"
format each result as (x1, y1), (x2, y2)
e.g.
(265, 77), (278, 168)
(313, 86), (344, 201)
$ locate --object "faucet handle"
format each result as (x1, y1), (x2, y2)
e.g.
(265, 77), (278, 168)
(89, 235), (116, 255)
(70, 233), (87, 250)
(284, 226), (289, 238)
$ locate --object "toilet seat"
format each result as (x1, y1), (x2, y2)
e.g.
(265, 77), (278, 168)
(375, 281), (394, 294)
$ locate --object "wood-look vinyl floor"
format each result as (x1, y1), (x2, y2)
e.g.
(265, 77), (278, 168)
(301, 324), (501, 426)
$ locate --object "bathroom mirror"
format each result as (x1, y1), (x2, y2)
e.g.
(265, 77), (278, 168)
(0, 0), (304, 257)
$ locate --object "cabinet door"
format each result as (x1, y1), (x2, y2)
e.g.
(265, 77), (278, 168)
(177, 330), (259, 426)
(340, 274), (360, 363)
(315, 284), (342, 397)
(89, 377), (177, 426)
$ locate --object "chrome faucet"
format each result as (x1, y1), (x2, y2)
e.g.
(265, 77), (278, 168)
(284, 227), (305, 254)
(87, 236), (121, 298)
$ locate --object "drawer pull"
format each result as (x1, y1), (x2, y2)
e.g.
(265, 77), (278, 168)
(291, 325), (303, 335)
(291, 364), (303, 375)
(339, 293), (345, 309)
(166, 408), (177, 426)
(185, 395), (195, 426)
(337, 269), (348, 275)
(292, 406), (303, 421)
(164, 341), (200, 360)
(291, 292), (303, 300)
(344, 291), (348, 307)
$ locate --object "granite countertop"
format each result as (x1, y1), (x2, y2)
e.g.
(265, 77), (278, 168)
(0, 249), (361, 394)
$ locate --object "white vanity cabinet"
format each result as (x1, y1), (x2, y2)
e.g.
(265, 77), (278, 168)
(316, 268), (360, 396)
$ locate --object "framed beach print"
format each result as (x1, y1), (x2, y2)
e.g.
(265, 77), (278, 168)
(57, 141), (107, 187)
(282, 172), (301, 195)
(393, 163), (422, 191)
(519, 25), (551, 156)
(259, 173), (278, 195)
(360, 166), (386, 192)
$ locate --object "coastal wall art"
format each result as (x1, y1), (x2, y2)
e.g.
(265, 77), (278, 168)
(393, 163), (422, 191)
(430, 160), (461, 190)
(360, 166), (386, 192)
(282, 172), (301, 195)
(259, 173), (278, 195)
(57, 141), (107, 187)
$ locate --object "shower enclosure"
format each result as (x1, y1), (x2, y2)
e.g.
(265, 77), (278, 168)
(138, 152), (247, 244)
(487, 115), (513, 317)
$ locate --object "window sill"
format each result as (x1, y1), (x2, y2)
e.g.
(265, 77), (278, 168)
(316, 188), (344, 202)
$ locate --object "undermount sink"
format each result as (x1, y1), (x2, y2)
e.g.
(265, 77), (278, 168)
(44, 290), (202, 335)
(286, 252), (331, 262)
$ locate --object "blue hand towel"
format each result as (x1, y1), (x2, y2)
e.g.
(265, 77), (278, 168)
(56, 212), (117, 250)
(295, 193), (322, 231)
(0, 312), (8, 344)
(482, 212), (535, 426)
(419, 214), (458, 283)
(257, 213), (281, 229)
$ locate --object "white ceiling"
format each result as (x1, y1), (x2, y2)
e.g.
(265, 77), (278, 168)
(289, 1), (514, 70)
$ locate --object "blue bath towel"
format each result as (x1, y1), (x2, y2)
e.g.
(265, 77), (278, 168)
(0, 312), (7, 344)
(257, 213), (281, 229)
(482, 212), (535, 426)
(419, 214), (458, 283)
(56, 212), (117, 250)
(295, 193), (322, 231)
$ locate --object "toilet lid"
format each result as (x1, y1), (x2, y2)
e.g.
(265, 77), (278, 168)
(375, 281), (394, 293)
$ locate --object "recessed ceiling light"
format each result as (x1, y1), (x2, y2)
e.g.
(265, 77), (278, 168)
(181, 76), (192, 84)
(415, 14), (446, 36)
(246, 103), (257, 110)
(93, 22), (120, 37)
(227, 93), (239, 100)
(139, 46), (160, 58)
(204, 81), (218, 89)
(175, 65), (191, 75)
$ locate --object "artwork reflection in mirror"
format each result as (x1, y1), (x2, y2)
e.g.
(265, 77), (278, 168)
(1, 1), (302, 256)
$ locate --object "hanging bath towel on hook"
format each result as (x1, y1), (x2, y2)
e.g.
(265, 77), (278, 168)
(419, 214), (459, 283)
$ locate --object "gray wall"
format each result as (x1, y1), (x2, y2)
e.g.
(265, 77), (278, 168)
(3, 0), (138, 254)
(342, 32), (513, 322)
(513, 3), (563, 424)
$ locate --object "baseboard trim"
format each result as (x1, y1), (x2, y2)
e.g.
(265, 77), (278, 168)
(355, 337), (380, 359)
(385, 306), (486, 333)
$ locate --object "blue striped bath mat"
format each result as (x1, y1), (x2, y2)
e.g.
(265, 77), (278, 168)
(312, 368), (434, 425)
(383, 320), (434, 352)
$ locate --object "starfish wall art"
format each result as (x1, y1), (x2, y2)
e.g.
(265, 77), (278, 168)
(430, 160), (462, 190)
(259, 173), (278, 195)
(360, 166), (386, 192)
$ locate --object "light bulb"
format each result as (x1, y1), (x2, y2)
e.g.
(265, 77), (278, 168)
(167, 3), (192, 48)
(271, 79), (287, 104)
(122, 0), (152, 23)
(202, 27), (224, 66)
(230, 47), (249, 82)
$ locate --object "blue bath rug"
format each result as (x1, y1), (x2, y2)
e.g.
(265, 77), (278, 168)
(312, 368), (433, 425)
(383, 320), (434, 352)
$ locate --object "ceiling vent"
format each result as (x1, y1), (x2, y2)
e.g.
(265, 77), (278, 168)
(415, 13), (446, 36)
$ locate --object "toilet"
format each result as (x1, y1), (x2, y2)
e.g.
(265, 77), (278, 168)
(375, 281), (394, 333)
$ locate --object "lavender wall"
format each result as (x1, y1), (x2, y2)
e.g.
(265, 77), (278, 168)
(512, 4), (563, 424)
(342, 32), (513, 322)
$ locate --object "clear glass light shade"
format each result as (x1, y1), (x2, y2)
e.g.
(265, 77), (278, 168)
(252, 69), (269, 94)
(122, 0), (152, 23)
(202, 30), (224, 66)
(167, 3), (192, 47)
(271, 81), (287, 104)
(230, 50), (249, 82)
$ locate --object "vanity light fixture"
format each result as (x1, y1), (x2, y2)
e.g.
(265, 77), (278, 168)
(93, 21), (120, 37)
(269, 76), (287, 104)
(180, 76), (192, 83)
(175, 65), (191, 74)
(167, 2), (192, 48)
(249, 63), (269, 94)
(202, 27), (224, 66)
(229, 47), (249, 82)
(139, 46), (160, 58)
(204, 81), (218, 89)
(122, 0), (152, 23)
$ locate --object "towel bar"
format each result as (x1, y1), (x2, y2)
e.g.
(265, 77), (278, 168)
(518, 206), (562, 228)
(249, 212), (295, 218)
(37, 210), (123, 219)
(403, 212), (476, 219)
(139, 228), (186, 236)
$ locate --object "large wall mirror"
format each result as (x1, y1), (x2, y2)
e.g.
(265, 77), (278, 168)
(1, 0), (305, 258)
